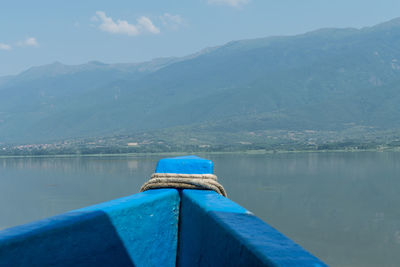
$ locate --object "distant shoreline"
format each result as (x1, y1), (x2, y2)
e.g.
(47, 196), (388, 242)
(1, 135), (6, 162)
(1, 147), (399, 159)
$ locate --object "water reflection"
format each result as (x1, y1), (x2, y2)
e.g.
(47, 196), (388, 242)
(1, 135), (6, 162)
(127, 160), (139, 170)
(0, 156), (163, 231)
(0, 152), (399, 267)
(208, 152), (400, 267)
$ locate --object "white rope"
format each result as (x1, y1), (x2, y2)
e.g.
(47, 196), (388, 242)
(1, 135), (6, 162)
(140, 173), (227, 197)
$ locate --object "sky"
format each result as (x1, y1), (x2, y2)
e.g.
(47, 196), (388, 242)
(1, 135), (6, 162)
(1, 0), (400, 76)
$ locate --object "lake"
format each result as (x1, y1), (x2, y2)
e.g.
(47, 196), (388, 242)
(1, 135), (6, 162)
(1, 152), (399, 267)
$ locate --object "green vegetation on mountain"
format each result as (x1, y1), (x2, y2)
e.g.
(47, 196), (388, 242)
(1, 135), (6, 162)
(2, 18), (400, 153)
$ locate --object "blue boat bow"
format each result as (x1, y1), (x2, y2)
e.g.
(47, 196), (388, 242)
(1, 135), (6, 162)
(0, 156), (327, 266)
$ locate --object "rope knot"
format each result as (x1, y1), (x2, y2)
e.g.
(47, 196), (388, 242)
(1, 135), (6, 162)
(140, 173), (227, 197)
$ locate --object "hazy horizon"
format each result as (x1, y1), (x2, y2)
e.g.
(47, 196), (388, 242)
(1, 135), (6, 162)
(2, 16), (399, 78)
(2, 0), (400, 76)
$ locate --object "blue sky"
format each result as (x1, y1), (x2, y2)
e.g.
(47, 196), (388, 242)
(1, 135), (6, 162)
(1, 0), (400, 76)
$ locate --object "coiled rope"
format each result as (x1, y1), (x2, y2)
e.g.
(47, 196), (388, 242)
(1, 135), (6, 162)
(140, 173), (227, 197)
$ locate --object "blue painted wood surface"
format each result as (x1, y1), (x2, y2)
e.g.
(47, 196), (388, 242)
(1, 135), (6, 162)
(156, 155), (213, 174)
(178, 190), (327, 267)
(0, 189), (179, 267)
(158, 156), (327, 266)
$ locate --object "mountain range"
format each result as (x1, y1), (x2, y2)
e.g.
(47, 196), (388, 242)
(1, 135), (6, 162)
(2, 18), (400, 150)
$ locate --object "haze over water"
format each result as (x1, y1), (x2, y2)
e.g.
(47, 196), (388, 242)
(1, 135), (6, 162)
(0, 152), (399, 267)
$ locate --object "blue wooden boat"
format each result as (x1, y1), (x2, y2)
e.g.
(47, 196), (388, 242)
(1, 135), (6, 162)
(0, 156), (327, 266)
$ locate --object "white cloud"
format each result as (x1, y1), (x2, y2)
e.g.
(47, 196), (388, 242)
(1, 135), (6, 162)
(96, 11), (139, 36)
(208, 0), (250, 7)
(94, 11), (159, 36)
(137, 16), (160, 34)
(25, 37), (38, 46)
(17, 37), (39, 47)
(160, 13), (184, 30)
(0, 43), (12, 50)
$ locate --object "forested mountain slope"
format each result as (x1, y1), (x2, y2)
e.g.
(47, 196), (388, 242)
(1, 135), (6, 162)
(2, 18), (400, 144)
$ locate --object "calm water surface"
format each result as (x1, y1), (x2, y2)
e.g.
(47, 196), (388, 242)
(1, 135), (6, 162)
(1, 152), (399, 267)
